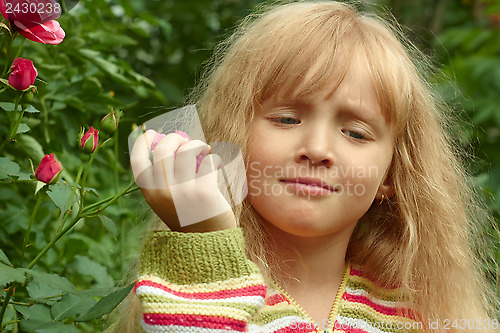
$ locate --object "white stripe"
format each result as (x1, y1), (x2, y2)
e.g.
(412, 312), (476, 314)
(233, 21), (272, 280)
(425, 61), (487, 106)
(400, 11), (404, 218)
(344, 286), (398, 308)
(247, 315), (313, 333)
(136, 285), (264, 307)
(335, 316), (407, 333)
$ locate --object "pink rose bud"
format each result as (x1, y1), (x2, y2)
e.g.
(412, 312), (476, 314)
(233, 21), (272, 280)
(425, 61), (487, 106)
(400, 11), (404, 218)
(8, 58), (38, 91)
(174, 130), (203, 173)
(149, 130), (204, 172)
(35, 153), (62, 185)
(79, 126), (99, 153)
(100, 110), (120, 134)
(151, 133), (166, 152)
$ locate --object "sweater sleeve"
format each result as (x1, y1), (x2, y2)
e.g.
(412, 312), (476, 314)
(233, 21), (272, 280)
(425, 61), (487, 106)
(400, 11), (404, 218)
(134, 228), (267, 332)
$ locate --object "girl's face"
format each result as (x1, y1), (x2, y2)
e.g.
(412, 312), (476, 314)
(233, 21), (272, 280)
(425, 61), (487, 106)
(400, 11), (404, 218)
(247, 55), (394, 238)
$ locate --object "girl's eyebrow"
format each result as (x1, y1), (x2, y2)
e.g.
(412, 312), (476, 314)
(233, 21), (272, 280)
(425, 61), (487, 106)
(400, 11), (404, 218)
(338, 103), (387, 129)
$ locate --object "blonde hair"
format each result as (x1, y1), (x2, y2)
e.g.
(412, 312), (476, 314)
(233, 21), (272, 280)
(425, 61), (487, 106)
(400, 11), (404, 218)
(109, 1), (499, 331)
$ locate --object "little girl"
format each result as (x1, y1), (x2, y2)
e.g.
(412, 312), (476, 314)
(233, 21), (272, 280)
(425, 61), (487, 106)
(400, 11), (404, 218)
(122, 1), (498, 332)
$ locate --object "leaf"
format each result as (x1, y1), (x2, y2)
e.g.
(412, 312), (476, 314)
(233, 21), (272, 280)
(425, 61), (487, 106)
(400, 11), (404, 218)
(0, 248), (12, 265)
(99, 215), (118, 238)
(15, 134), (45, 162)
(0, 263), (25, 288)
(26, 278), (62, 305)
(47, 182), (77, 216)
(21, 319), (66, 330)
(35, 181), (46, 195)
(0, 157), (20, 180)
(75, 283), (134, 322)
(51, 294), (96, 321)
(22, 269), (76, 293)
(24, 105), (40, 113)
(71, 255), (114, 288)
(16, 123), (30, 134)
(0, 102), (20, 111)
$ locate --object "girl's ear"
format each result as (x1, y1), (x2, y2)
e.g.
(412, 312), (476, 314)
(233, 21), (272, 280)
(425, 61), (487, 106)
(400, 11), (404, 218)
(376, 182), (394, 200)
(376, 168), (395, 200)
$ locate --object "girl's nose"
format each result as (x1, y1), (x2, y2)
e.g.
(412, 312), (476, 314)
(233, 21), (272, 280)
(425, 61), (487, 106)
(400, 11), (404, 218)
(295, 126), (335, 167)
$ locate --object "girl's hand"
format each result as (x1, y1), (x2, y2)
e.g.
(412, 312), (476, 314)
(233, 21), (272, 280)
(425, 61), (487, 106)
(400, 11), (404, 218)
(130, 130), (236, 232)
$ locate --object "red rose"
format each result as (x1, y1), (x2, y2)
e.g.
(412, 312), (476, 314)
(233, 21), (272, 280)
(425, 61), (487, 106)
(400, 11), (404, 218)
(0, 0), (65, 45)
(8, 57), (38, 91)
(0, 0), (61, 28)
(79, 126), (99, 153)
(17, 20), (65, 45)
(35, 153), (62, 185)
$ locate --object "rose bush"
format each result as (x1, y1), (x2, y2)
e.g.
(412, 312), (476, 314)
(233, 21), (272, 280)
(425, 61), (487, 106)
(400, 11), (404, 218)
(34, 153), (62, 184)
(8, 57), (37, 90)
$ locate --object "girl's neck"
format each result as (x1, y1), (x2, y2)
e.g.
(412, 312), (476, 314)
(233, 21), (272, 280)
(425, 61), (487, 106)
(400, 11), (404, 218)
(264, 222), (356, 291)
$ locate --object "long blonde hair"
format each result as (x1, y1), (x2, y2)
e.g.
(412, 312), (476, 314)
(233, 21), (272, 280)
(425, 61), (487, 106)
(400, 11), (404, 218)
(109, 1), (499, 331)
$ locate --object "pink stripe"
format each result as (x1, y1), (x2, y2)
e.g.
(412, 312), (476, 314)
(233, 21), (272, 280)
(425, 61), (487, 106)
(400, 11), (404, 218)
(135, 279), (266, 300)
(142, 313), (246, 332)
(350, 266), (400, 289)
(265, 293), (289, 306)
(343, 292), (417, 319)
(333, 323), (370, 333)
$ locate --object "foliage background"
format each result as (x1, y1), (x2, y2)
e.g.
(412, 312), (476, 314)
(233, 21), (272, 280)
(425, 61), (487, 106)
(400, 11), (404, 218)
(0, 0), (498, 331)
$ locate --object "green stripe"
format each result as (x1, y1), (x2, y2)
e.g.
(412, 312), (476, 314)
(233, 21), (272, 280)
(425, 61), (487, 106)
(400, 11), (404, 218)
(252, 305), (308, 325)
(140, 294), (258, 315)
(347, 279), (403, 302)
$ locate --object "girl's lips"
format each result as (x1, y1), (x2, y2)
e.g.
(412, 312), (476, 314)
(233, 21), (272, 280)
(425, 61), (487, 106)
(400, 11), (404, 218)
(279, 178), (336, 193)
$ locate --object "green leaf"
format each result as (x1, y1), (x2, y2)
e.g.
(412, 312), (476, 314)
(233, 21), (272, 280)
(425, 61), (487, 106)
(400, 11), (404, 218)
(15, 134), (45, 162)
(71, 255), (114, 288)
(0, 102), (20, 111)
(24, 105), (40, 113)
(99, 215), (118, 238)
(75, 283), (134, 322)
(47, 182), (77, 216)
(26, 278), (62, 305)
(0, 263), (25, 288)
(51, 294), (96, 321)
(0, 249), (12, 266)
(16, 123), (30, 134)
(22, 269), (76, 293)
(21, 319), (66, 330)
(0, 157), (20, 180)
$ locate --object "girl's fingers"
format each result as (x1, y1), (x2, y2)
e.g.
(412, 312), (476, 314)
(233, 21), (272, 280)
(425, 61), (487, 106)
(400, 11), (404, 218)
(152, 133), (189, 188)
(174, 140), (210, 183)
(196, 153), (223, 179)
(130, 130), (157, 189)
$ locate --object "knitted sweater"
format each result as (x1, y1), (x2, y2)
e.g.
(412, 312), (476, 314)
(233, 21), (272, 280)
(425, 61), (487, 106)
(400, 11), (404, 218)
(135, 228), (425, 333)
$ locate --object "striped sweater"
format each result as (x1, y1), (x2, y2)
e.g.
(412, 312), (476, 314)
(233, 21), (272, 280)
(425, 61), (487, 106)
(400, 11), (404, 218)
(135, 228), (425, 333)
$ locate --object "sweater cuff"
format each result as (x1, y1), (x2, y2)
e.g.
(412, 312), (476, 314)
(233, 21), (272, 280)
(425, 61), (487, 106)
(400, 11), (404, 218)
(139, 228), (259, 285)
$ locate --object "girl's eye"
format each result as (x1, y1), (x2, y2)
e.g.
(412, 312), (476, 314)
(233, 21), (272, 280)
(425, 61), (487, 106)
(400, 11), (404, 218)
(342, 129), (367, 140)
(269, 116), (300, 125)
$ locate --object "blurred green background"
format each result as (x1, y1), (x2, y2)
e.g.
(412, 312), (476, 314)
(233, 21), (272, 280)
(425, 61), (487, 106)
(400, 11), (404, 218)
(0, 0), (498, 331)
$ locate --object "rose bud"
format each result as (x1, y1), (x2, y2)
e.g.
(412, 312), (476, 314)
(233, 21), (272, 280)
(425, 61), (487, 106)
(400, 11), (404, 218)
(79, 126), (99, 153)
(35, 154), (62, 185)
(100, 110), (120, 134)
(8, 58), (38, 91)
